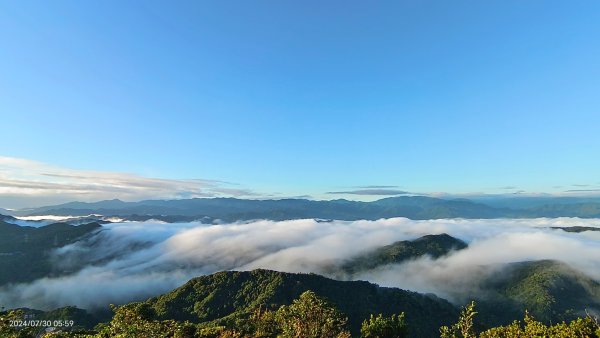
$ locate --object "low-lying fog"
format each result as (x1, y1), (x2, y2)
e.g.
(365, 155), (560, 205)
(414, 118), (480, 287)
(1, 217), (599, 311)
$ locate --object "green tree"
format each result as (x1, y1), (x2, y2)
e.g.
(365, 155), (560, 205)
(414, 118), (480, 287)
(93, 303), (196, 338)
(440, 301), (477, 338)
(0, 308), (43, 338)
(441, 301), (600, 338)
(479, 311), (600, 338)
(275, 291), (351, 338)
(248, 306), (279, 338)
(360, 313), (408, 338)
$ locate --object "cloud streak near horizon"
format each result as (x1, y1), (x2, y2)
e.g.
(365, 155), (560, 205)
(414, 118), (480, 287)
(0, 156), (258, 208)
(0, 217), (598, 311)
(326, 189), (409, 196)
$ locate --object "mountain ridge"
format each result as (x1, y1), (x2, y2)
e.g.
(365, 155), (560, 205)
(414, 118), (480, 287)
(10, 196), (600, 220)
(143, 268), (458, 337)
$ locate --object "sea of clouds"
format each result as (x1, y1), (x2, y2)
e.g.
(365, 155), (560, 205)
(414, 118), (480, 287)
(1, 217), (599, 310)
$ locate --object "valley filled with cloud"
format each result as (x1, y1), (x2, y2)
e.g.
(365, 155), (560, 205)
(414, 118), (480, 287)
(1, 217), (598, 311)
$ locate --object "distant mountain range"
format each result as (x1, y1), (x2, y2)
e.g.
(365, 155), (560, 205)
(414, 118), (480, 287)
(7, 196), (600, 221)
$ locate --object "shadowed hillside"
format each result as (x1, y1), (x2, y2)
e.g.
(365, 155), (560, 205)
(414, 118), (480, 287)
(476, 260), (600, 326)
(0, 217), (101, 285)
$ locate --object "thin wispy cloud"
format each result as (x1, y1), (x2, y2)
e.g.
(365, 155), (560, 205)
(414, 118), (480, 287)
(355, 185), (399, 189)
(286, 195), (314, 199)
(326, 189), (409, 196)
(0, 156), (258, 209)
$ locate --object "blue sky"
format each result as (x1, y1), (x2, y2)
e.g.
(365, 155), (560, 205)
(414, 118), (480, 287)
(1, 1), (600, 207)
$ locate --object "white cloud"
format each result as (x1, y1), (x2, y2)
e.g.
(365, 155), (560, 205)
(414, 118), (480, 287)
(0, 156), (257, 208)
(0, 217), (598, 310)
